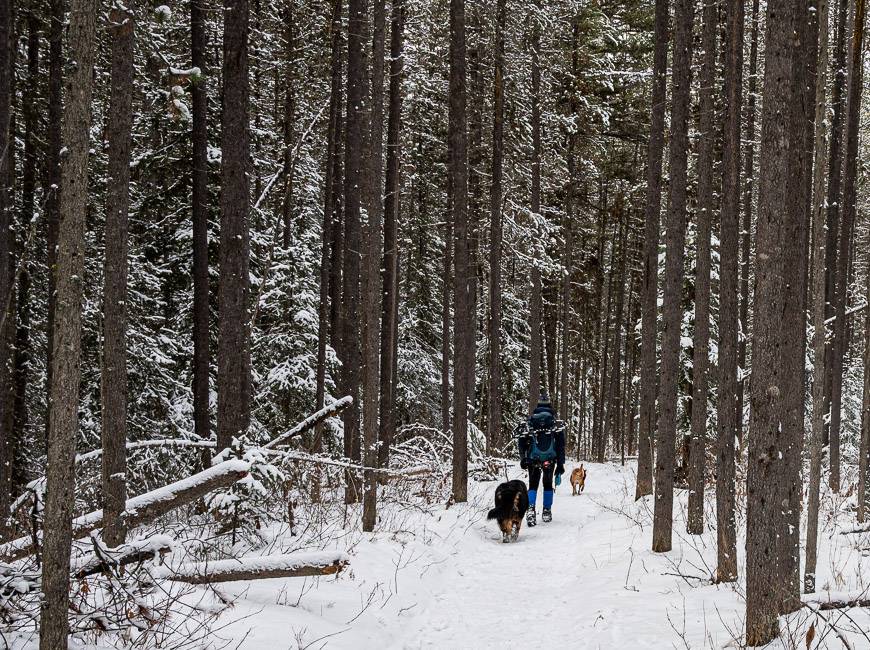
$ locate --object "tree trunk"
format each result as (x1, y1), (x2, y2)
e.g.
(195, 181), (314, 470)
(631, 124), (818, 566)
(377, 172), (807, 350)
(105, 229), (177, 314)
(830, 0), (865, 495)
(39, 1), (98, 646)
(101, 0), (136, 548)
(10, 13), (39, 512)
(745, 0), (810, 642)
(528, 2), (543, 414)
(688, 0), (717, 536)
(714, 0), (743, 582)
(450, 0), (470, 503)
(315, 0), (343, 502)
(823, 0), (849, 450)
(362, 0), (383, 533)
(737, 0), (760, 447)
(217, 0), (253, 451)
(44, 0), (63, 449)
(487, 0), (506, 453)
(191, 0), (211, 447)
(378, 0), (403, 471)
(281, 2), (296, 246)
(652, 0), (693, 554)
(636, 0), (668, 501)
(0, 0), (12, 543)
(342, 0), (367, 504)
(859, 262), (870, 522)
(805, 0), (831, 593)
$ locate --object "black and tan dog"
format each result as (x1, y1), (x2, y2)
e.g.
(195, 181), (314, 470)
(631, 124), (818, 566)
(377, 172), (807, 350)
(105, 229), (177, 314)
(487, 479), (530, 543)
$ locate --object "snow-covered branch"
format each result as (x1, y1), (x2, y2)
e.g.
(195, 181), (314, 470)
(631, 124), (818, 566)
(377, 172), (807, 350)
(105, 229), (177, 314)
(157, 551), (349, 584)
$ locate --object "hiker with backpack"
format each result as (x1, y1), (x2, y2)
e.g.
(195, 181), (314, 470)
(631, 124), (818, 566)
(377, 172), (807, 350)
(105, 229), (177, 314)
(517, 395), (566, 525)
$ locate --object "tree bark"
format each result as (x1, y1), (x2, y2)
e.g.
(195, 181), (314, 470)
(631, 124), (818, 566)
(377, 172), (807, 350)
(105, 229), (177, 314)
(636, 0), (668, 501)
(378, 0), (403, 471)
(714, 0), (743, 582)
(860, 261), (870, 522)
(689, 0), (717, 536)
(191, 0), (211, 447)
(39, 1), (98, 645)
(101, 0), (136, 548)
(487, 0), (506, 453)
(362, 0), (383, 532)
(805, 0), (831, 593)
(737, 0), (760, 447)
(342, 0), (367, 504)
(217, 0), (253, 451)
(44, 0), (63, 449)
(0, 0), (13, 541)
(745, 0), (810, 642)
(829, 0), (866, 495)
(11, 13), (39, 510)
(823, 0), (849, 451)
(315, 0), (343, 502)
(528, 2), (543, 413)
(652, 0), (692, 554)
(281, 2), (296, 246)
(450, 0), (470, 503)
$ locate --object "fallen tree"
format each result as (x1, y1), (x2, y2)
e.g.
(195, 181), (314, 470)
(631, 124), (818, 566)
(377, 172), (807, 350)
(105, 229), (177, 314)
(157, 551), (349, 584)
(803, 591), (870, 610)
(73, 535), (175, 580)
(1, 459), (250, 562)
(264, 396), (353, 450)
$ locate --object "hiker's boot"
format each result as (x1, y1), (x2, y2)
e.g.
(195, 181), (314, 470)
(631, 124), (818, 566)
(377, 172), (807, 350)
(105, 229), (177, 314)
(526, 509), (537, 527)
(542, 508), (552, 523)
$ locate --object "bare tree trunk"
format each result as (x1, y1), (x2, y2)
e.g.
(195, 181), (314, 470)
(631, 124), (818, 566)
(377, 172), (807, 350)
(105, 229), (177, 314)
(281, 2), (296, 246)
(528, 1), (543, 414)
(805, 0), (830, 594)
(0, 0), (12, 541)
(487, 0), (506, 453)
(101, 0), (136, 547)
(217, 0), (253, 451)
(378, 0), (403, 471)
(738, 0), (760, 447)
(315, 0), (343, 502)
(824, 0), (849, 450)
(362, 0), (383, 533)
(44, 0), (63, 449)
(652, 0), (693, 554)
(860, 262), (870, 522)
(39, 1), (98, 645)
(343, 0), (367, 504)
(449, 0), (470, 503)
(745, 0), (810, 641)
(713, 0), (743, 582)
(830, 0), (866, 495)
(10, 12), (40, 515)
(191, 0), (211, 447)
(636, 0), (668, 501)
(689, 0), (717, 536)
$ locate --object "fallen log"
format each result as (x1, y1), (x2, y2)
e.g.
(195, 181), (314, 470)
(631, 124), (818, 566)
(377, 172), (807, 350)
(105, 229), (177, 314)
(73, 535), (175, 580)
(264, 396), (353, 450)
(1, 460), (250, 563)
(158, 551), (349, 584)
(803, 591), (870, 610)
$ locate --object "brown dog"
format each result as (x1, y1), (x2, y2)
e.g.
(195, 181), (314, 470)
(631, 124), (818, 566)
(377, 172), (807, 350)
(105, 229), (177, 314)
(570, 465), (587, 495)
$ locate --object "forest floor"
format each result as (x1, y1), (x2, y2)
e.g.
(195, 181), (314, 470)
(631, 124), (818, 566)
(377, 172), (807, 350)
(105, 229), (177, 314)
(201, 461), (870, 650)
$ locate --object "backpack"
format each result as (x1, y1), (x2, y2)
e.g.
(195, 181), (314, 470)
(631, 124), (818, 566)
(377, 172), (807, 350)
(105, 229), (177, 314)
(525, 413), (557, 462)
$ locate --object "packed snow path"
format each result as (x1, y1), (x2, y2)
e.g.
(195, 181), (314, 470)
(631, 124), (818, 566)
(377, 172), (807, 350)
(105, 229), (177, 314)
(214, 462), (869, 649)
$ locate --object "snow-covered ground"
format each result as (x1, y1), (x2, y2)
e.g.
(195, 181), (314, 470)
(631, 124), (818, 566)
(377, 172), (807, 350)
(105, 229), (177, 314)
(195, 461), (870, 649)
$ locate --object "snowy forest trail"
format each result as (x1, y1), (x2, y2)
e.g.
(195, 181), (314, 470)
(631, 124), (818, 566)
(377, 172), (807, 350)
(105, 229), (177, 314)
(216, 462), (781, 649)
(211, 461), (870, 649)
(384, 461), (740, 649)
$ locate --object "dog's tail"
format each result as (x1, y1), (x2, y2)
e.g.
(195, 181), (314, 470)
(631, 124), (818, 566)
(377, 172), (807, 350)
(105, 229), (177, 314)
(487, 506), (500, 520)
